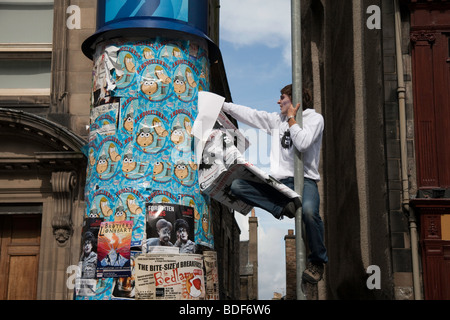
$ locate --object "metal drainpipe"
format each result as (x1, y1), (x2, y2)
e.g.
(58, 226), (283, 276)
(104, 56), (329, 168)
(291, 0), (307, 300)
(394, 0), (422, 300)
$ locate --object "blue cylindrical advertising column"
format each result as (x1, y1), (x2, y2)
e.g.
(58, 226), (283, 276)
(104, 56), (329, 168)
(77, 0), (219, 300)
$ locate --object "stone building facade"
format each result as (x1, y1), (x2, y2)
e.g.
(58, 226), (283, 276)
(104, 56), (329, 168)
(292, 0), (450, 300)
(0, 0), (240, 300)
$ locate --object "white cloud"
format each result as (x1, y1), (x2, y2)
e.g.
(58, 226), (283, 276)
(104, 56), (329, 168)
(220, 0), (292, 63)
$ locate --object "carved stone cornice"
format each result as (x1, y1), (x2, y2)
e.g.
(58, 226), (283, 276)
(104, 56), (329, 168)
(410, 31), (436, 45)
(51, 171), (77, 246)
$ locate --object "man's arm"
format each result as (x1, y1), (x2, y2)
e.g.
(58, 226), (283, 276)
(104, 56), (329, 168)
(223, 102), (278, 132)
(287, 103), (324, 152)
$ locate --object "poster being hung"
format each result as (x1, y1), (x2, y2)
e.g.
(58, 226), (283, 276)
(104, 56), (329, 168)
(96, 220), (133, 278)
(134, 253), (205, 300)
(199, 128), (301, 215)
(144, 203), (195, 254)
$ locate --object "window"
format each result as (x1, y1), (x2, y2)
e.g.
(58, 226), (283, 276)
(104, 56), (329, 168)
(412, 31), (450, 188)
(447, 36), (450, 62)
(0, 0), (54, 97)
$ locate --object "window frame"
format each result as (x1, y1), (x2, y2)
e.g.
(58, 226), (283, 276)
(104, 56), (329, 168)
(0, 1), (54, 102)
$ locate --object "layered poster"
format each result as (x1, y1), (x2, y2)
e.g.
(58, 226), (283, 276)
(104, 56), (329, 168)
(134, 253), (205, 300)
(84, 37), (213, 253)
(96, 221), (133, 278)
(81, 35), (216, 300)
(76, 217), (103, 297)
(144, 203), (195, 254)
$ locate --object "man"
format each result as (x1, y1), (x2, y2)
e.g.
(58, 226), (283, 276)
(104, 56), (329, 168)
(222, 84), (328, 283)
(79, 231), (98, 279)
(174, 219), (195, 253)
(78, 231), (98, 296)
(146, 218), (174, 248)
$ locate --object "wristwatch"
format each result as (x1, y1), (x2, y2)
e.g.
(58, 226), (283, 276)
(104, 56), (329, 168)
(287, 116), (295, 121)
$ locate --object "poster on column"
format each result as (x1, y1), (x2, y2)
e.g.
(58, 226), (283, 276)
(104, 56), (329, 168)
(96, 220), (133, 278)
(134, 253), (205, 300)
(203, 250), (219, 300)
(111, 251), (140, 300)
(82, 35), (214, 299)
(76, 217), (103, 297)
(143, 203), (195, 254)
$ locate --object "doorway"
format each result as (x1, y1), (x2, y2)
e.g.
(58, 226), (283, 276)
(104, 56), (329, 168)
(0, 214), (41, 300)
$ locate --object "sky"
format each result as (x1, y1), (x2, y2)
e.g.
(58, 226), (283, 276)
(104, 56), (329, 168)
(218, 0), (296, 300)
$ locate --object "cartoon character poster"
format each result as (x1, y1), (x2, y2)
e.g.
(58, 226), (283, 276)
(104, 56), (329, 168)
(96, 220), (133, 278)
(83, 35), (215, 300)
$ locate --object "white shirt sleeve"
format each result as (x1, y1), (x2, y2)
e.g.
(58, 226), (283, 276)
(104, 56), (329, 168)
(223, 102), (279, 133)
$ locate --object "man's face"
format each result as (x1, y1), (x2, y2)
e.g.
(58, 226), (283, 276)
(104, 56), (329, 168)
(158, 227), (171, 243)
(278, 94), (291, 115)
(84, 240), (93, 254)
(177, 227), (188, 242)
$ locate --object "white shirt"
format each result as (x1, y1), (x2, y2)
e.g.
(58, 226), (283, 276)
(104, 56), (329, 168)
(222, 102), (324, 181)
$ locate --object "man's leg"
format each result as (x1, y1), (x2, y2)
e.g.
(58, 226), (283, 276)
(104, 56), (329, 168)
(230, 179), (292, 219)
(301, 178), (328, 283)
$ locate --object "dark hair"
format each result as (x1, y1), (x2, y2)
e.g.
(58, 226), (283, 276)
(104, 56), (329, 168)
(175, 218), (189, 231)
(281, 84), (313, 110)
(156, 218), (172, 230)
(83, 231), (97, 250)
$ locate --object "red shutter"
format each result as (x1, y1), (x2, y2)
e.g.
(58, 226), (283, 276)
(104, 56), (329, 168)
(411, 31), (450, 189)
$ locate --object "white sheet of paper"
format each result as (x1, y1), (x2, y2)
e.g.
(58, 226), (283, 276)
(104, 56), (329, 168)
(192, 91), (225, 165)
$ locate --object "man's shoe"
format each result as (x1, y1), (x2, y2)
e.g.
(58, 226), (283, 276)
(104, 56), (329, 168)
(302, 262), (324, 284)
(281, 201), (296, 218)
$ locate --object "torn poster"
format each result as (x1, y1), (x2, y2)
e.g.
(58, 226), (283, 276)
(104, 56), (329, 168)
(193, 91), (250, 165)
(192, 91), (224, 165)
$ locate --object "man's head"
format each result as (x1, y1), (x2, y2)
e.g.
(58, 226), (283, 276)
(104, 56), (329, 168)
(156, 218), (172, 244)
(278, 84), (313, 114)
(175, 219), (190, 243)
(83, 231), (96, 254)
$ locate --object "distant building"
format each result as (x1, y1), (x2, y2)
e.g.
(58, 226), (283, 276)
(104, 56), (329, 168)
(239, 209), (258, 300)
(284, 229), (296, 300)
